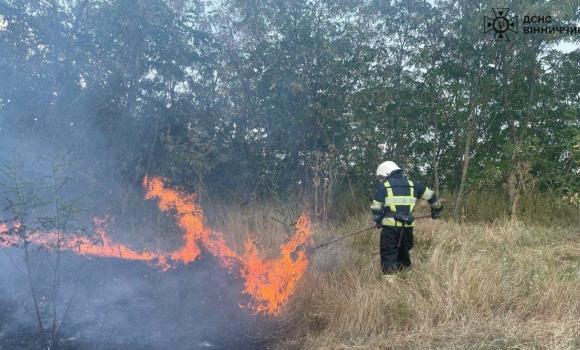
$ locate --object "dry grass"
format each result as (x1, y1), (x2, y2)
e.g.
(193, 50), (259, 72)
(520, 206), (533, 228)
(274, 215), (580, 349)
(208, 201), (301, 259)
(192, 199), (580, 349)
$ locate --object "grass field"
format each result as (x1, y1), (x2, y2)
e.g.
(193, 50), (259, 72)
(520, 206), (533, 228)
(267, 212), (580, 349)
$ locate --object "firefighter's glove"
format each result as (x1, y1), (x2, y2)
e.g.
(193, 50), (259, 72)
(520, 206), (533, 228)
(431, 204), (443, 220)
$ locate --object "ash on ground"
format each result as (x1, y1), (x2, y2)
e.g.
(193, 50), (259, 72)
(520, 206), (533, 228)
(0, 248), (273, 350)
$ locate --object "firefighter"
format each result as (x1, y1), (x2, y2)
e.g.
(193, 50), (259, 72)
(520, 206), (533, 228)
(370, 161), (442, 282)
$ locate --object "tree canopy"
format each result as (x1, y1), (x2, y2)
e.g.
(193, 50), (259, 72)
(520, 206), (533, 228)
(1, 0), (579, 220)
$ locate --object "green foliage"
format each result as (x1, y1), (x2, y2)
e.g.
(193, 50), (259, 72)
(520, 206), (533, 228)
(268, 190), (302, 237)
(36, 156), (87, 242)
(0, 157), (48, 238)
(0, 156), (87, 349)
(446, 188), (580, 227)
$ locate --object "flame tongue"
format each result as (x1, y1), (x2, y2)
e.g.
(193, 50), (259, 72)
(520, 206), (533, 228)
(0, 218), (170, 270)
(143, 176), (313, 315)
(0, 176), (313, 315)
(0, 223), (18, 247)
(241, 215), (312, 315)
(143, 176), (242, 269)
(144, 176), (205, 264)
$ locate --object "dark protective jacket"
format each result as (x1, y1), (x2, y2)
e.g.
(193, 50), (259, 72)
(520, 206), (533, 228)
(370, 170), (440, 227)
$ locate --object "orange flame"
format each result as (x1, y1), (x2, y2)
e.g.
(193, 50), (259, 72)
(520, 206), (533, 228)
(143, 176), (205, 264)
(143, 176), (313, 315)
(0, 176), (313, 315)
(60, 219), (170, 270)
(0, 223), (17, 247)
(0, 218), (170, 269)
(240, 215), (312, 315)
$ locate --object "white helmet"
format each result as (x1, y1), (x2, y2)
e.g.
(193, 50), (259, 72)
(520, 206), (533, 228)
(376, 161), (401, 178)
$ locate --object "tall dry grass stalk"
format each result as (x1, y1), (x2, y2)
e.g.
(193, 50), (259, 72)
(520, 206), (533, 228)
(198, 199), (580, 348)
(209, 202), (302, 259)
(276, 216), (580, 349)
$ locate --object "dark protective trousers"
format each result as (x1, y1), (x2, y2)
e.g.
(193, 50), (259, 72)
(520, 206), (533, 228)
(380, 226), (414, 274)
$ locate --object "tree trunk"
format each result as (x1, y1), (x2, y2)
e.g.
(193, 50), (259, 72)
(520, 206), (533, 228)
(24, 243), (47, 350)
(453, 67), (483, 219)
(430, 90), (440, 197)
(509, 43), (536, 218)
(51, 169), (62, 347)
(52, 236), (61, 346)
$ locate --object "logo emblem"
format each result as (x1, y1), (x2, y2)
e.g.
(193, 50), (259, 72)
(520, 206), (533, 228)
(484, 8), (518, 41)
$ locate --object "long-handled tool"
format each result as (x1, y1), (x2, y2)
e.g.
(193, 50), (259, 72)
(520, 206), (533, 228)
(306, 214), (432, 255)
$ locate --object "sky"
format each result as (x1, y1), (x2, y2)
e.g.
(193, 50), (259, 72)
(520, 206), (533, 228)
(556, 40), (580, 53)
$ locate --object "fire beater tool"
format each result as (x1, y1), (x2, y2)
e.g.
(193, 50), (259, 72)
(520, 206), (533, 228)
(305, 214), (432, 255)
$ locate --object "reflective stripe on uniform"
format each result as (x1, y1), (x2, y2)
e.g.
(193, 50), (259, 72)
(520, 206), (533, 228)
(371, 200), (384, 210)
(384, 197), (416, 205)
(421, 188), (434, 200)
(381, 179), (416, 227)
(430, 200), (442, 209)
(385, 181), (396, 212)
(382, 217), (415, 227)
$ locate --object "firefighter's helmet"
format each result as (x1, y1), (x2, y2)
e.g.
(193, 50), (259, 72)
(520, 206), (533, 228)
(376, 161), (401, 178)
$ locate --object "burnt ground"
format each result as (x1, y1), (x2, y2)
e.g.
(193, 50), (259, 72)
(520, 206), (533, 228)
(0, 247), (276, 350)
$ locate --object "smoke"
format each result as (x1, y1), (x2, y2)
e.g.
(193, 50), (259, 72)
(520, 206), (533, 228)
(0, 2), (290, 346)
(0, 73), (274, 350)
(0, 247), (271, 349)
(0, 124), (276, 348)
(0, 124), (277, 348)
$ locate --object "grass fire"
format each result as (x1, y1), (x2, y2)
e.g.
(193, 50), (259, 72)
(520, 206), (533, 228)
(1, 176), (313, 317)
(2, 0), (580, 349)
